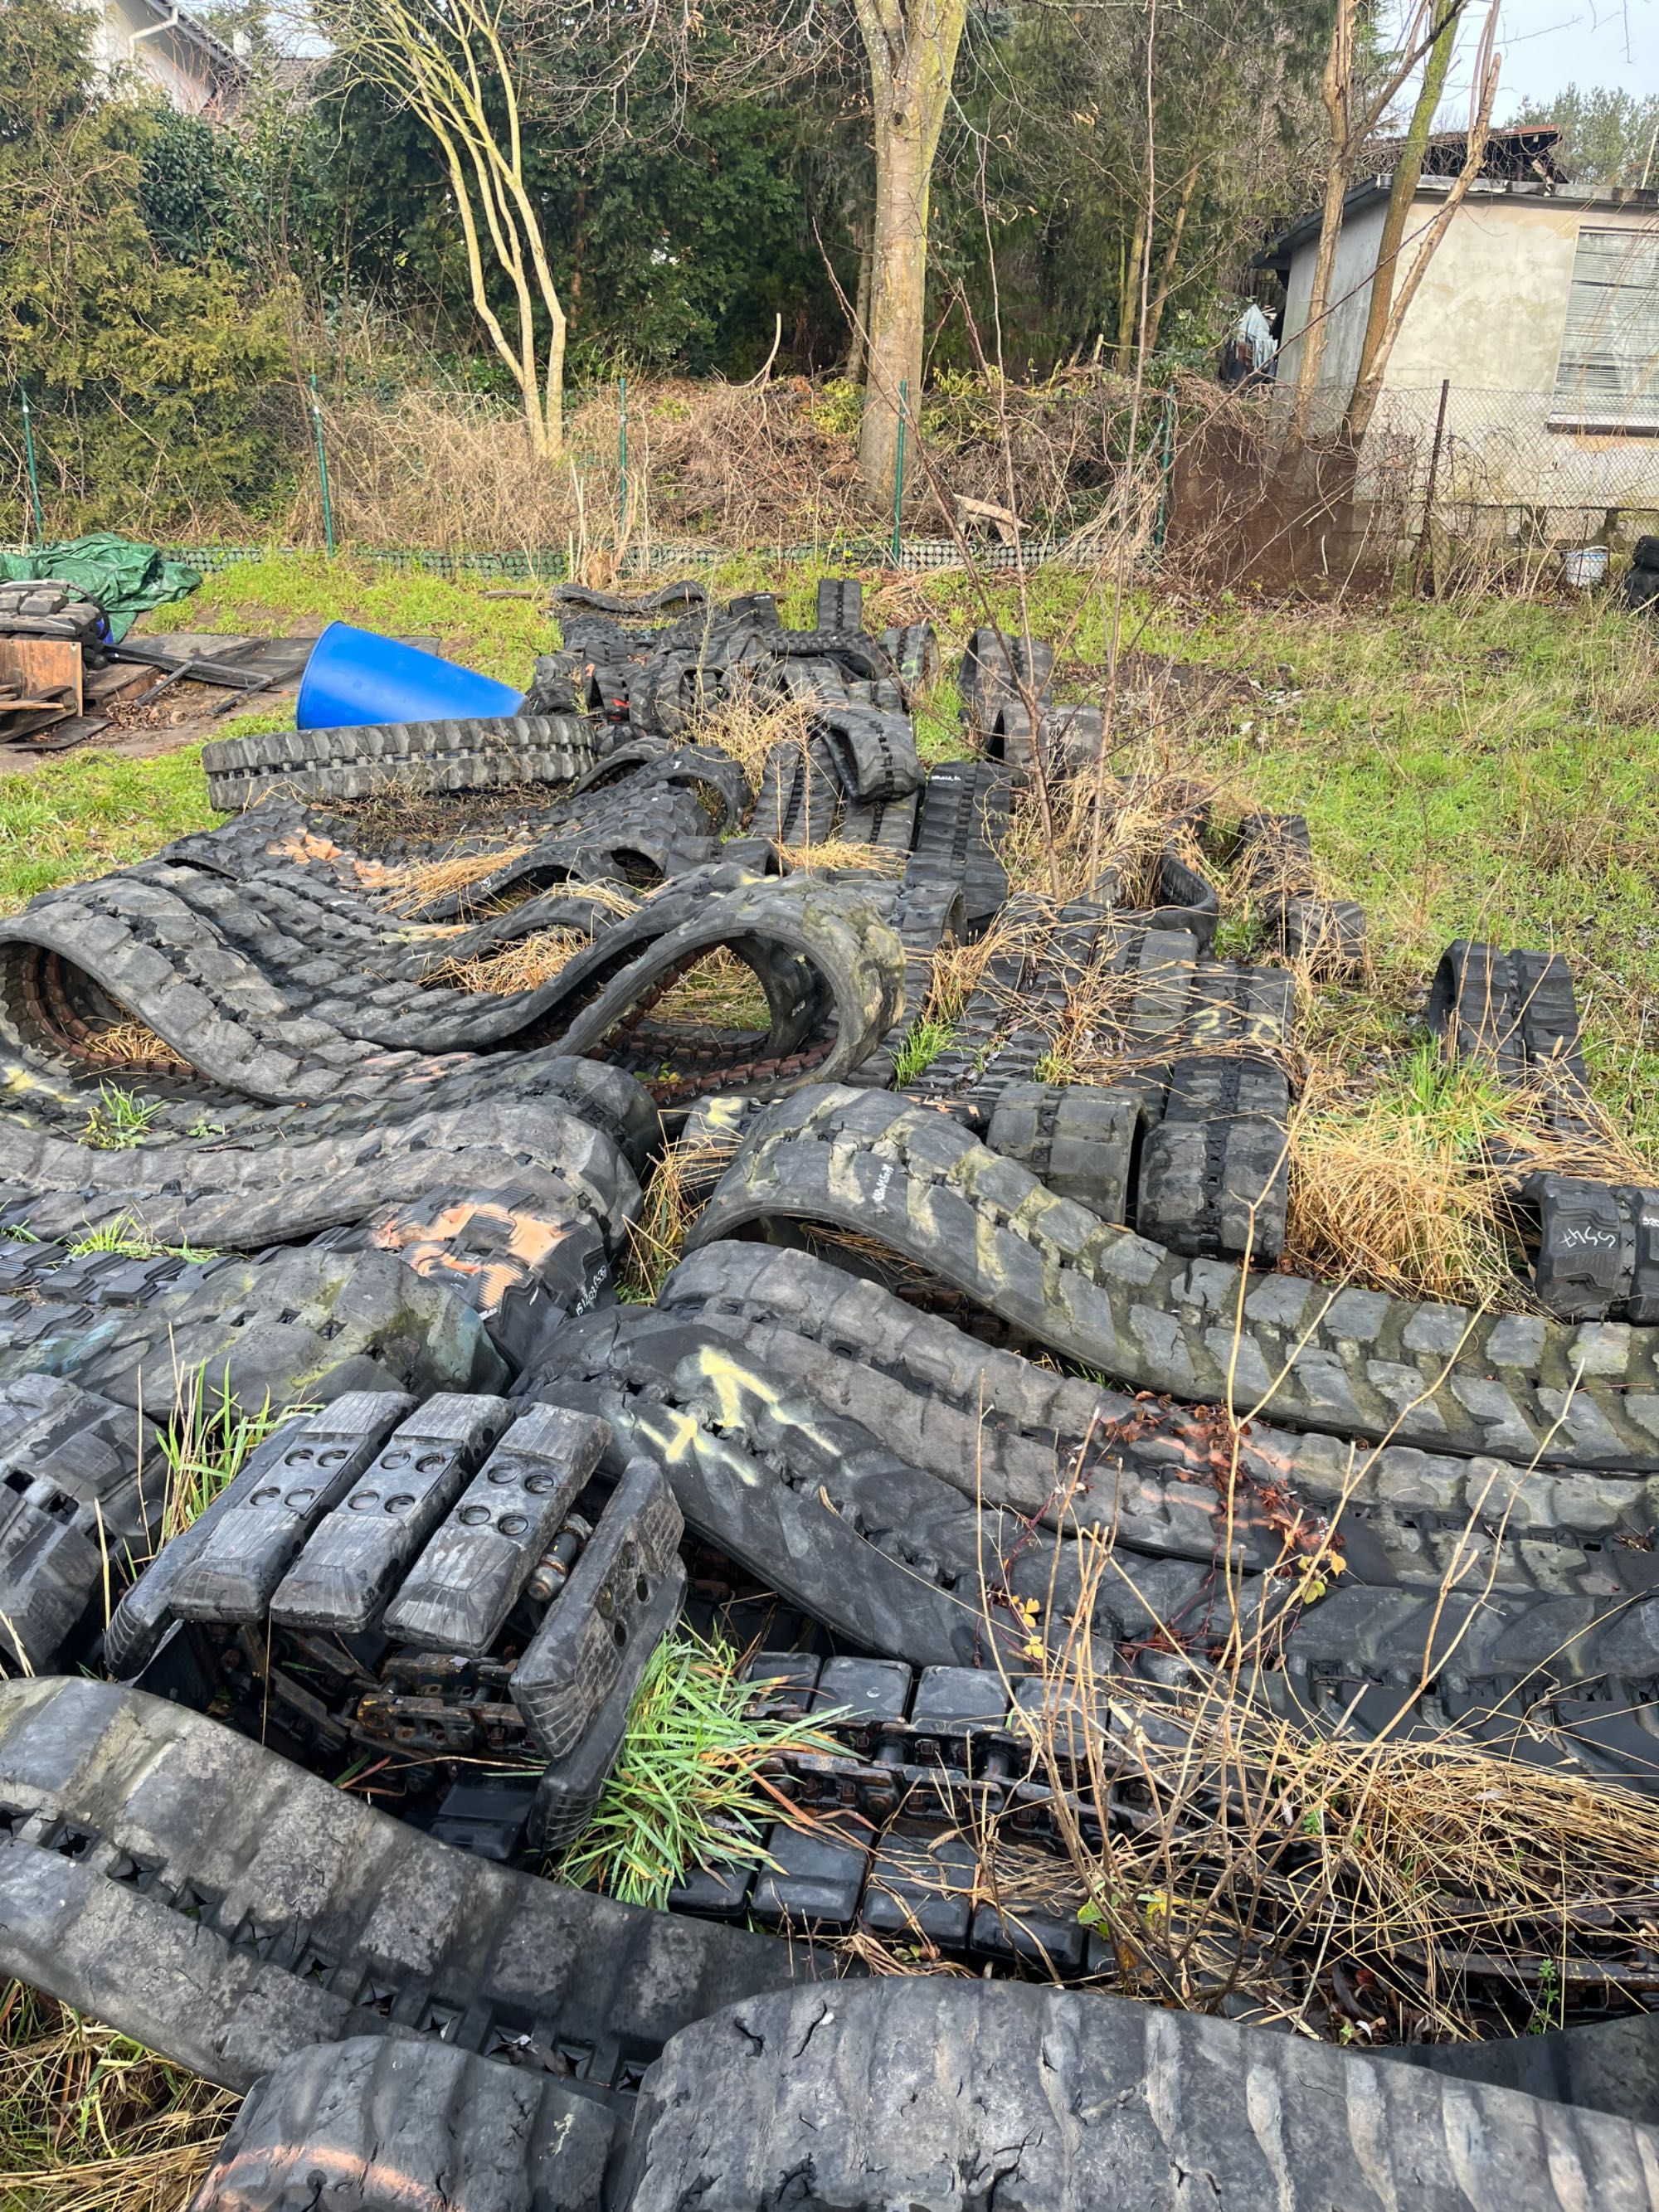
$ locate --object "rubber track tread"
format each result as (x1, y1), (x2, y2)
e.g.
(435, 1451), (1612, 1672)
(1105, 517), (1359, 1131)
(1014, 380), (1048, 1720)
(625, 1980), (1659, 2212)
(0, 1678), (826, 2095)
(189, 2035), (616, 2210)
(690, 1085), (1659, 1470)
(659, 1241), (1659, 1601)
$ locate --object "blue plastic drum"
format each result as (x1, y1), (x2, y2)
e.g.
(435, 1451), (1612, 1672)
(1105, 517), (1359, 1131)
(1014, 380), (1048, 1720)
(296, 621), (525, 731)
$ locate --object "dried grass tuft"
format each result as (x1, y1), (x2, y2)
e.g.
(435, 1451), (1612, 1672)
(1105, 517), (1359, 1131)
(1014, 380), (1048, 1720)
(428, 927), (590, 995)
(377, 844), (533, 916)
(621, 1115), (751, 1299)
(1285, 1046), (1524, 1307)
(1000, 759), (1229, 912)
(776, 837), (909, 877)
(684, 684), (817, 809)
(1000, 1516), (1659, 2039)
(1285, 1042), (1659, 1309)
(649, 947), (771, 1031)
(0, 1986), (235, 2212)
(924, 906), (1025, 1029)
(83, 1020), (191, 1077)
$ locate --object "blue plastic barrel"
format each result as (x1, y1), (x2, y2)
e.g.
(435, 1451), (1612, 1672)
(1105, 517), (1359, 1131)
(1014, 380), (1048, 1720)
(296, 621), (525, 732)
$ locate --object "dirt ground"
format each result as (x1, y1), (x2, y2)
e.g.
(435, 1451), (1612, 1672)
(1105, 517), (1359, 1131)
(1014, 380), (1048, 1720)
(0, 614), (454, 778)
(0, 619), (314, 778)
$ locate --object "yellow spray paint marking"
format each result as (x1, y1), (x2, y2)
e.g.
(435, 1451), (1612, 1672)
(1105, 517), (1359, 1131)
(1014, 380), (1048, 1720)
(693, 1342), (838, 1455)
(636, 1403), (761, 1491)
(637, 1405), (706, 1467)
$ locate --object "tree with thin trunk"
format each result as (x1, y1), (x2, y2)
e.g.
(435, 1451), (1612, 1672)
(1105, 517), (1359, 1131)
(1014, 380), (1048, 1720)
(853, 0), (968, 501)
(314, 0), (569, 455)
(1141, 161), (1201, 359)
(1344, 0), (1499, 440)
(846, 221), (873, 381)
(954, 0), (1329, 385)
(1289, 0), (1473, 439)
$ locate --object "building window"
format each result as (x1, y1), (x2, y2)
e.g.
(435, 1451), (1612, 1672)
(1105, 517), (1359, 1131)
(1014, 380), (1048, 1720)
(1551, 226), (1659, 432)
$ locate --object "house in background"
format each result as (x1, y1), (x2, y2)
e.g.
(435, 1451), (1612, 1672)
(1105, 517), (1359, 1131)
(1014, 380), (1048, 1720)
(88, 0), (244, 115)
(1259, 126), (1659, 543)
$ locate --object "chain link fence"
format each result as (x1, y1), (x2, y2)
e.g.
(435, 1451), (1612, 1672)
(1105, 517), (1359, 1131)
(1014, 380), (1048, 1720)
(1362, 382), (1659, 556)
(2, 373), (1176, 581)
(1165, 378), (1659, 593)
(13, 369), (1653, 592)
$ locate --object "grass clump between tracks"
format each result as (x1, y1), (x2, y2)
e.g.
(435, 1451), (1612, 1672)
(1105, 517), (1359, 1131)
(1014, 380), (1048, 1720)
(1002, 1519), (1659, 2042)
(63, 1217), (218, 1264)
(429, 926), (591, 995)
(80, 1083), (163, 1152)
(150, 1368), (297, 1546)
(1283, 1041), (1523, 1309)
(555, 1629), (843, 1910)
(620, 1121), (744, 1298)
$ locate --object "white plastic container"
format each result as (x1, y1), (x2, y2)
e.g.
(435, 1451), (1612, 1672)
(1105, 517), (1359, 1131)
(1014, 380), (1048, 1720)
(1561, 545), (1609, 587)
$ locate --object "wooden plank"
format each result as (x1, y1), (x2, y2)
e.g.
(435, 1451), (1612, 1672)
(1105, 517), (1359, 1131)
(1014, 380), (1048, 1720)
(0, 638), (80, 717)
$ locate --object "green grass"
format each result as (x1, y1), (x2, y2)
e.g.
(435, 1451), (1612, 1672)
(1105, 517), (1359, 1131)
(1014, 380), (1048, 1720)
(62, 1217), (218, 1262)
(0, 751), (218, 915)
(1384, 1037), (1510, 1155)
(556, 1628), (844, 1910)
(892, 1015), (956, 1085)
(143, 553), (562, 687)
(80, 1084), (163, 1151)
(912, 672), (966, 763)
(1172, 595), (1659, 1147)
(12, 554), (1659, 1145)
(154, 1371), (294, 1544)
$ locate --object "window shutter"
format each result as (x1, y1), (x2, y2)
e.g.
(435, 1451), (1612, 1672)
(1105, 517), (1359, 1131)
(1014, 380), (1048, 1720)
(1553, 226), (1659, 427)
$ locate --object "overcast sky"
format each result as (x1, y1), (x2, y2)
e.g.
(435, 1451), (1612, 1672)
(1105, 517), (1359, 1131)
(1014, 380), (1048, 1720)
(1416, 0), (1658, 116)
(262, 0), (1655, 128)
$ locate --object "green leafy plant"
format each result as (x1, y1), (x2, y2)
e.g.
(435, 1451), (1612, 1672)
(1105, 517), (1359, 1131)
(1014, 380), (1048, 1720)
(154, 1369), (299, 1544)
(66, 1216), (217, 1262)
(1527, 1957), (1564, 2035)
(557, 1630), (844, 1910)
(80, 1083), (163, 1152)
(892, 1017), (956, 1087)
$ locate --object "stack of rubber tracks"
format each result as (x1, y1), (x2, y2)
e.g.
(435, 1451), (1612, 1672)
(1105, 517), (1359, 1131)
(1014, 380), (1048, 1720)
(3, 1678), (1659, 2206)
(4, 582), (1659, 2209)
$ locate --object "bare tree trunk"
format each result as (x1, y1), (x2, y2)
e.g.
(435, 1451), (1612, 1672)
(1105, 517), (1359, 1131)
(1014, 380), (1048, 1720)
(1113, 201), (1146, 369)
(847, 222), (872, 382)
(1345, 20), (1499, 443)
(1288, 0), (1470, 448)
(854, 0), (966, 501)
(1142, 163), (1200, 358)
(545, 305), (567, 454)
(317, 0), (570, 459)
(1290, 0), (1355, 440)
(570, 183), (588, 327)
(1343, 0), (1465, 441)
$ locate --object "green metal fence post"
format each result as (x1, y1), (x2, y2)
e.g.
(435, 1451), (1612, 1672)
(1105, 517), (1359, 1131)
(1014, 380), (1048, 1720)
(890, 379), (907, 566)
(17, 383), (44, 547)
(617, 376), (629, 547)
(308, 373), (336, 557)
